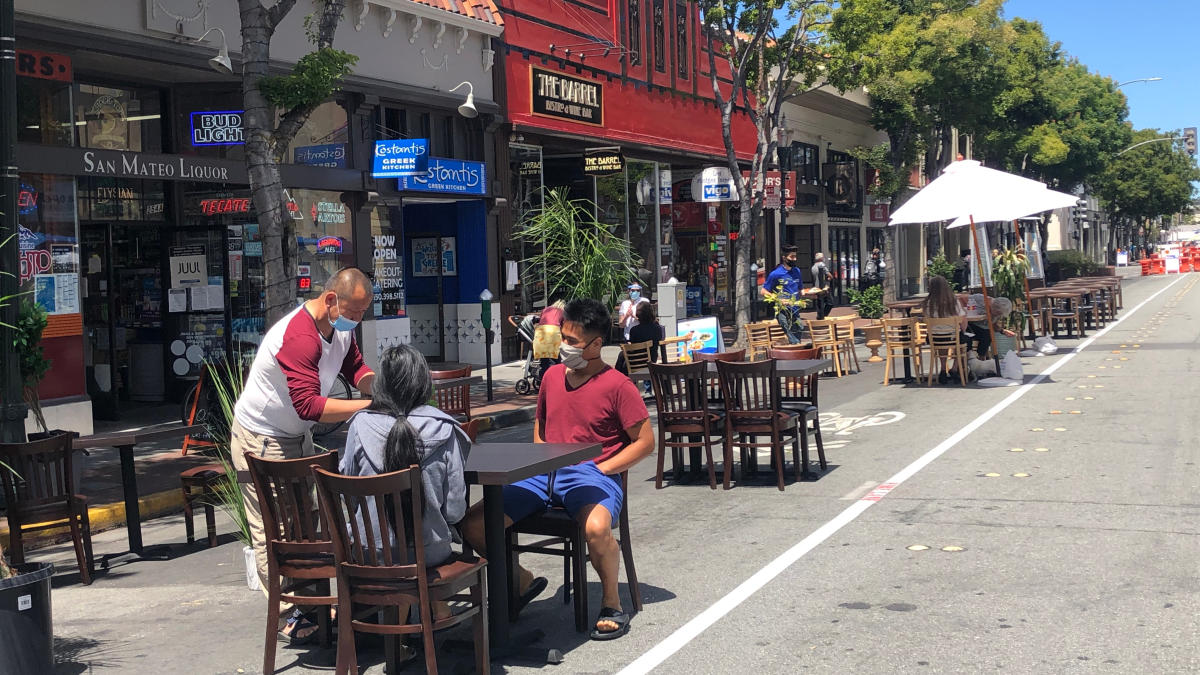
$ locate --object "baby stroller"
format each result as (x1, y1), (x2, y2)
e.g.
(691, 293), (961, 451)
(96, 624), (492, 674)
(509, 314), (561, 395)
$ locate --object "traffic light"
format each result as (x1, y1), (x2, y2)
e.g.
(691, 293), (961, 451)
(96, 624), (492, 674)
(1185, 127), (1197, 156)
(1076, 198), (1089, 229)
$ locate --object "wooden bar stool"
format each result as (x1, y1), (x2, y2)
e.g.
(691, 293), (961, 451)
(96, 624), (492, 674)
(180, 463), (227, 548)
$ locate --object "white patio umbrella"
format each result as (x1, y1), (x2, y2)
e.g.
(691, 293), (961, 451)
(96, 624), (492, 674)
(889, 160), (1077, 365)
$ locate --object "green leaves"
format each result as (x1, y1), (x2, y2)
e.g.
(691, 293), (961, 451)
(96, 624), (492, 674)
(259, 47), (358, 111)
(1094, 128), (1200, 223)
(516, 188), (643, 309)
(847, 284), (885, 319)
(15, 300), (51, 388)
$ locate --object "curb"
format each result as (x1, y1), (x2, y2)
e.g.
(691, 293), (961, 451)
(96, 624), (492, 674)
(1, 488), (187, 552)
(475, 404), (538, 432)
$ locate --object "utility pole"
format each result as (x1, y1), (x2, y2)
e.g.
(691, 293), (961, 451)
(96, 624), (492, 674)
(1, 0), (28, 443)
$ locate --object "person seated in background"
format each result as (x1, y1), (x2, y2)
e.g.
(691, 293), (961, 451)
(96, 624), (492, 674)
(627, 302), (667, 364)
(966, 296), (1016, 359)
(921, 275), (967, 384)
(340, 344), (471, 566)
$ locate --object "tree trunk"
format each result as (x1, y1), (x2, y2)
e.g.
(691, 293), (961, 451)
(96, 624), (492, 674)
(239, 1), (293, 326)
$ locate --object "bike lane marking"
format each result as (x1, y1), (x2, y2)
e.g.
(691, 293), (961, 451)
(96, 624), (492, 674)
(617, 274), (1185, 675)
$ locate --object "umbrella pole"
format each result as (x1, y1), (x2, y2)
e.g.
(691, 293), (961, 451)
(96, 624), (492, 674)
(969, 216), (1001, 372)
(1017, 220), (1035, 344)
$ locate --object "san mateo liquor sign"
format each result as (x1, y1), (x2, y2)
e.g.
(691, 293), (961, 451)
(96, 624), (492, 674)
(531, 66), (603, 126)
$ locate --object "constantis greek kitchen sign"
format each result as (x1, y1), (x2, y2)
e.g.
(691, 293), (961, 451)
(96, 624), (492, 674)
(397, 157), (487, 195)
(372, 139), (429, 178)
(190, 110), (245, 146)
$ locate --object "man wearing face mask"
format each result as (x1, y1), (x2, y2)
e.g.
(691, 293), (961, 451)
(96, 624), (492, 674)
(231, 267), (376, 630)
(617, 282), (650, 341)
(761, 244), (810, 343)
(461, 298), (654, 641)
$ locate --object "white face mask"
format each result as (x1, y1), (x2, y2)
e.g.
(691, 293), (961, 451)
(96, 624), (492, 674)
(559, 342), (590, 370)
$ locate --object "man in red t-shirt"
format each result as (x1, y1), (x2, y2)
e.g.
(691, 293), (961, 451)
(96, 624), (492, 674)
(463, 299), (653, 640)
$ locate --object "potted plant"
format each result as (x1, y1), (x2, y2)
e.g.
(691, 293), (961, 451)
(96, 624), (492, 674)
(847, 285), (885, 362)
(991, 247), (1031, 354)
(0, 460), (56, 674)
(14, 300), (51, 435)
(516, 188), (643, 308)
(926, 252), (961, 290)
(197, 355), (256, 590)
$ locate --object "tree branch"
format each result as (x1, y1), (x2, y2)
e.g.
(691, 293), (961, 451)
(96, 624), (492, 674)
(267, 0), (298, 30)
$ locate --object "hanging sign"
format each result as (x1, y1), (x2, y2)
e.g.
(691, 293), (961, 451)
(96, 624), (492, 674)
(583, 148), (624, 176)
(692, 166), (738, 202)
(531, 66), (603, 126)
(372, 139), (429, 178)
(169, 245), (207, 287)
(16, 49), (72, 82)
(190, 111), (245, 146)
(397, 157), (486, 195)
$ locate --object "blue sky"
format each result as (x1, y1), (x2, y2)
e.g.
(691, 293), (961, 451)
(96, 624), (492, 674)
(1001, 0), (1200, 135)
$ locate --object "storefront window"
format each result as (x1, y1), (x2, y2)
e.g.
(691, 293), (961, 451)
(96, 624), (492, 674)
(18, 174), (80, 315)
(290, 189), (356, 298)
(75, 83), (162, 153)
(626, 160), (659, 295)
(510, 144), (544, 313)
(18, 77), (73, 146)
(829, 225), (861, 305)
(77, 177), (167, 222)
(369, 205), (405, 317)
(288, 100), (349, 168)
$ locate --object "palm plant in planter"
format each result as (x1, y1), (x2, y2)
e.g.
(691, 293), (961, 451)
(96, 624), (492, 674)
(847, 285), (886, 362)
(15, 300), (51, 435)
(992, 247), (1031, 337)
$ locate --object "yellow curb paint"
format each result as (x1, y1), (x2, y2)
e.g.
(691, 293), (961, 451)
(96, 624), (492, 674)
(1087, 375), (1097, 378)
(1120, 358), (1128, 361)
(1069, 411), (1082, 414)
(1065, 397), (1076, 401)
(983, 473), (1001, 477)
(1012, 473), (1030, 478)
(0, 489), (185, 549)
(1033, 448), (1050, 452)
(1083, 396), (1094, 400)
(1094, 385), (1105, 388)
(1054, 427), (1067, 432)
(1113, 366), (1122, 369)
(1049, 410), (1062, 415)
(1030, 427), (1044, 432)
(942, 546), (965, 552)
(1119, 344), (1127, 348)
(907, 545), (930, 551)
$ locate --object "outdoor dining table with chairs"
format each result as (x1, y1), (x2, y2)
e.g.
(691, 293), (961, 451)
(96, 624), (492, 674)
(629, 355), (831, 490)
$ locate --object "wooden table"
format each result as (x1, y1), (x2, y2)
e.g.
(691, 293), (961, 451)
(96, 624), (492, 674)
(625, 357), (832, 383)
(886, 298), (924, 317)
(73, 423), (201, 560)
(431, 375), (482, 392)
(463, 441), (600, 663)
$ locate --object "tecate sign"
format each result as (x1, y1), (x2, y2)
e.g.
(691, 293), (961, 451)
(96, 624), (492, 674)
(372, 139), (429, 178)
(190, 111), (244, 146)
(397, 157), (487, 196)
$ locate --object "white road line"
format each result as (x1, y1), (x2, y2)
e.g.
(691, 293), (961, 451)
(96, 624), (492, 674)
(617, 274), (1185, 675)
(840, 479), (881, 501)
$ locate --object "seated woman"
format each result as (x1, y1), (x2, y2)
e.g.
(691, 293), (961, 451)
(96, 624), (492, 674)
(340, 344), (471, 568)
(627, 302), (667, 363)
(920, 275), (967, 384)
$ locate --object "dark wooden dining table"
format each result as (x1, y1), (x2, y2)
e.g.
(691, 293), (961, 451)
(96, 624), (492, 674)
(432, 375), (482, 392)
(72, 423), (201, 561)
(624, 357), (832, 382)
(463, 441), (600, 663)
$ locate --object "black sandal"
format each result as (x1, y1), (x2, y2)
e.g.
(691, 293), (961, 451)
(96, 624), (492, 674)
(590, 607), (631, 641)
(278, 609), (319, 646)
(510, 576), (548, 621)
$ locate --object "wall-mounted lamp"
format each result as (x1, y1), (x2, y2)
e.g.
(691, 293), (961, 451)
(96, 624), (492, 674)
(450, 81), (478, 118)
(195, 27), (233, 75)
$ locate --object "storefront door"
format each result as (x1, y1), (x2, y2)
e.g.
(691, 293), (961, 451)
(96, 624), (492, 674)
(80, 222), (167, 418)
(828, 226), (861, 306)
(163, 226), (232, 401)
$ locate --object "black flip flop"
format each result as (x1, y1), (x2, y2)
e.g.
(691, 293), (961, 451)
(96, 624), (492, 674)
(590, 607), (631, 641)
(278, 610), (319, 646)
(510, 576), (548, 620)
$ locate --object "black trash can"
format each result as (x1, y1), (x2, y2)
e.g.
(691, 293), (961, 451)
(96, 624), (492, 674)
(0, 562), (55, 675)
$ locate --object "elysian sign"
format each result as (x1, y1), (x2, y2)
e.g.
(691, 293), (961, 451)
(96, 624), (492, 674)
(531, 67), (603, 126)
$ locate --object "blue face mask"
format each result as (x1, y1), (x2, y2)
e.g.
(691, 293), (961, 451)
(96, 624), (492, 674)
(331, 297), (359, 332)
(630, 291), (641, 300)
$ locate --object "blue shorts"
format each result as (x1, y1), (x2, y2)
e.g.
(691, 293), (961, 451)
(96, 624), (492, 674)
(503, 462), (624, 523)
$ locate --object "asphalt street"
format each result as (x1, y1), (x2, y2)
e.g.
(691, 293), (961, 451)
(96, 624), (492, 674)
(43, 270), (1200, 674)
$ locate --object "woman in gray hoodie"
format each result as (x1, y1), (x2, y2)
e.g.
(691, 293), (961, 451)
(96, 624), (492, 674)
(339, 344), (471, 567)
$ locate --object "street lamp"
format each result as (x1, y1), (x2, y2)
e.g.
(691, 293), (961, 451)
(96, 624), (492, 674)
(1116, 77), (1163, 87)
(479, 288), (494, 401)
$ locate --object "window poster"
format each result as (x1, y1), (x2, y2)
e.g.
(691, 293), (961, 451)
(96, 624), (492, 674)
(412, 237), (457, 277)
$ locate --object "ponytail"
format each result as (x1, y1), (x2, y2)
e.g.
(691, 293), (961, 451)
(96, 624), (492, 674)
(368, 344), (434, 474)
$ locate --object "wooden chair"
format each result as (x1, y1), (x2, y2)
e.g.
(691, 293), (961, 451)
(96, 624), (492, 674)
(245, 451), (340, 675)
(806, 319), (848, 377)
(833, 316), (861, 374)
(507, 472), (641, 632)
(881, 318), (923, 385)
(715, 359), (803, 491)
(0, 432), (94, 584)
(180, 463), (226, 548)
(313, 465), (488, 675)
(768, 349), (827, 473)
(619, 340), (655, 375)
(432, 365), (472, 420)
(648, 362), (722, 489)
(661, 334), (689, 363)
(744, 321), (776, 361)
(924, 317), (968, 386)
(695, 348), (747, 405)
(767, 322), (791, 347)
(460, 418), (482, 443)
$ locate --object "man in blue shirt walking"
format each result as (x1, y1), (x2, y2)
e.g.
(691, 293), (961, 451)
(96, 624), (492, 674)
(761, 244), (809, 343)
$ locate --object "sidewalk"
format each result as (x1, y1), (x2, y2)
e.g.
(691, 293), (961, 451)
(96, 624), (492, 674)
(1, 356), (544, 551)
